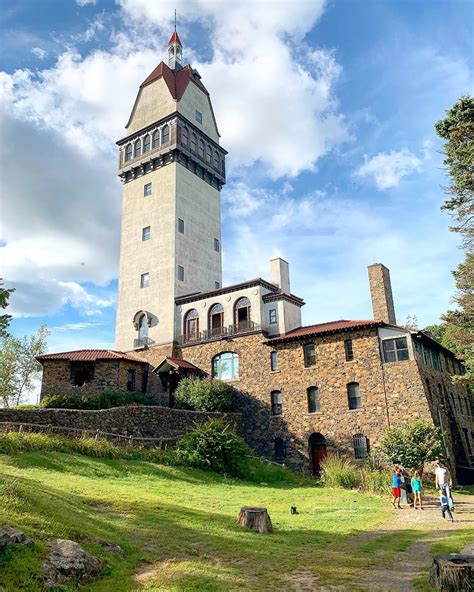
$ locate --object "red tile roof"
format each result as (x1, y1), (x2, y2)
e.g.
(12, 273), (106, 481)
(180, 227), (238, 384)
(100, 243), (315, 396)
(36, 350), (147, 364)
(140, 62), (209, 99)
(168, 31), (182, 46)
(154, 357), (202, 373)
(268, 320), (384, 343)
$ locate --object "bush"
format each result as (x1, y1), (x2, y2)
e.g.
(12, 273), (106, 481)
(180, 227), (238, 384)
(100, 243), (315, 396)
(41, 389), (150, 410)
(176, 419), (252, 477)
(380, 420), (443, 471)
(321, 454), (362, 489)
(174, 378), (235, 412)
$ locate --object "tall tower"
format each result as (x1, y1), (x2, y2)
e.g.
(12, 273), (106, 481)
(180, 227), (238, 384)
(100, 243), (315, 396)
(115, 32), (226, 353)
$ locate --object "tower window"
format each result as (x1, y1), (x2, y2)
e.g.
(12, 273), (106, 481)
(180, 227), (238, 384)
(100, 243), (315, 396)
(143, 134), (150, 153)
(140, 273), (150, 288)
(344, 339), (354, 361)
(213, 150), (219, 170)
(215, 281), (220, 290)
(125, 143), (132, 161)
(162, 124), (170, 144)
(190, 133), (197, 153)
(271, 390), (282, 415)
(270, 351), (278, 371)
(198, 139), (205, 159)
(178, 218), (185, 234)
(152, 129), (160, 149)
(144, 183), (152, 196)
(348, 382), (361, 410)
(182, 126), (189, 146)
(214, 238), (220, 252)
(142, 226), (151, 241)
(134, 139), (141, 158)
(307, 386), (320, 413)
(195, 110), (203, 124)
(303, 343), (316, 367)
(177, 265), (185, 282)
(206, 145), (212, 164)
(269, 309), (277, 325)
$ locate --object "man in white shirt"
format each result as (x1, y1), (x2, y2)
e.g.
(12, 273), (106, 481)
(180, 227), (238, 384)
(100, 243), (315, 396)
(435, 459), (454, 509)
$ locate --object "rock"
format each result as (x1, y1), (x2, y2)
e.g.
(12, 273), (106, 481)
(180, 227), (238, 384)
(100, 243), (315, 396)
(0, 525), (32, 549)
(99, 541), (123, 556)
(42, 538), (103, 589)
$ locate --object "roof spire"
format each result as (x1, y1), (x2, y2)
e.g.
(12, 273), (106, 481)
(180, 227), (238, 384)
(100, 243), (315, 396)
(168, 11), (182, 71)
(174, 8), (177, 32)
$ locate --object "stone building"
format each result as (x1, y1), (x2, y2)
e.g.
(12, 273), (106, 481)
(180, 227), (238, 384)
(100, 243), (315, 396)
(36, 31), (473, 479)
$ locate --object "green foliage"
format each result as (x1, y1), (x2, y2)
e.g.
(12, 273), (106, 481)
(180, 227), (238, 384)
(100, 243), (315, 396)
(321, 454), (362, 490)
(0, 324), (48, 408)
(0, 278), (14, 338)
(380, 420), (443, 470)
(41, 388), (149, 410)
(174, 377), (235, 412)
(176, 419), (253, 477)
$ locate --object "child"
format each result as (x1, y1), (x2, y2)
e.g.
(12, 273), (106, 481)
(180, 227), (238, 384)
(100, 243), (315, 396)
(411, 470), (423, 509)
(440, 492), (454, 522)
(392, 468), (402, 509)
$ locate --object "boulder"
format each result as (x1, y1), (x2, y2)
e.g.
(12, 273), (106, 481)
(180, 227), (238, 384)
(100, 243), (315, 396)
(42, 538), (103, 589)
(0, 525), (32, 550)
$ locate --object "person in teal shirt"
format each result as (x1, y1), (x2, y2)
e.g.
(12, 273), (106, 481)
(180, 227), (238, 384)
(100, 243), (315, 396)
(411, 470), (424, 510)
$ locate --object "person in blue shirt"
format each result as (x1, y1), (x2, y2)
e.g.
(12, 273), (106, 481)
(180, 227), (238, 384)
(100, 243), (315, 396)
(392, 468), (402, 509)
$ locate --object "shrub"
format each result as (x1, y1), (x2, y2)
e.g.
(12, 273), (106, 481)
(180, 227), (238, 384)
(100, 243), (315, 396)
(380, 420), (443, 471)
(321, 454), (361, 489)
(174, 378), (235, 412)
(176, 419), (252, 477)
(41, 389), (150, 410)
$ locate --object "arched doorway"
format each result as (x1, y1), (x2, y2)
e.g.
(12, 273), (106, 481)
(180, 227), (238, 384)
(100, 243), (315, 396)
(309, 433), (327, 475)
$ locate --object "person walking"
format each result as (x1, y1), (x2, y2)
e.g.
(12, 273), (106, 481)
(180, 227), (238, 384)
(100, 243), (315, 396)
(392, 468), (402, 509)
(435, 459), (454, 510)
(411, 470), (424, 510)
(440, 491), (454, 522)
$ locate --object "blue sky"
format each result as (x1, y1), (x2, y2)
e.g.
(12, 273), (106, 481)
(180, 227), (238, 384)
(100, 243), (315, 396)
(1, 0), (473, 365)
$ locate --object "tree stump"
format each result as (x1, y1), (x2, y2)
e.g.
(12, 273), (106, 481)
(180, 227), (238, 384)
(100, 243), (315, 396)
(237, 507), (272, 533)
(429, 555), (474, 591)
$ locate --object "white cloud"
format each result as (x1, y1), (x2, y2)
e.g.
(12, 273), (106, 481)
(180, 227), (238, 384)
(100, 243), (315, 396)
(51, 321), (101, 332)
(31, 47), (47, 60)
(355, 149), (423, 190)
(222, 182), (269, 217)
(76, 0), (96, 6)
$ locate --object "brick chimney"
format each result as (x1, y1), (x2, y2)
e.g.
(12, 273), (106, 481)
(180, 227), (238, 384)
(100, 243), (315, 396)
(367, 263), (396, 324)
(270, 258), (290, 293)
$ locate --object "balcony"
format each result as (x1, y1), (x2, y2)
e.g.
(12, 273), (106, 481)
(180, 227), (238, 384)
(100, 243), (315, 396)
(179, 321), (262, 346)
(133, 337), (155, 349)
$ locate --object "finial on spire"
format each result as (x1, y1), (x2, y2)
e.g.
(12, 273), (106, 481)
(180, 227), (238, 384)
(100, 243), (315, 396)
(174, 8), (177, 32)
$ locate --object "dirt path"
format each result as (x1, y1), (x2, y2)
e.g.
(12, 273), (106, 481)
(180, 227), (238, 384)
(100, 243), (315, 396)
(355, 492), (474, 591)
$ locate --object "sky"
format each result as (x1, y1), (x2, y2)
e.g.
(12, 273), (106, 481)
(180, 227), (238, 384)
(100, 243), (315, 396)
(1, 0), (473, 371)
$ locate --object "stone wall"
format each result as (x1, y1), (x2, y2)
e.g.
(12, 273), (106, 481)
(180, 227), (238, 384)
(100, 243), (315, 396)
(0, 406), (240, 440)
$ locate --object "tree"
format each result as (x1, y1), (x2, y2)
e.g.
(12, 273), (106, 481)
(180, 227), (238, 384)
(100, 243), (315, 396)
(380, 420), (443, 471)
(0, 279), (15, 338)
(174, 377), (235, 412)
(435, 96), (474, 384)
(0, 325), (48, 407)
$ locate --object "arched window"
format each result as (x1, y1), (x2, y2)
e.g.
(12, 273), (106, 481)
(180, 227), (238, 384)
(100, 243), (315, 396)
(353, 433), (369, 459)
(307, 386), (320, 413)
(182, 126), (189, 145)
(271, 390), (282, 415)
(212, 351), (239, 380)
(209, 303), (224, 337)
(234, 297), (251, 332)
(143, 134), (150, 153)
(274, 437), (285, 461)
(303, 343), (316, 367)
(191, 133), (197, 153)
(152, 129), (160, 149)
(214, 150), (219, 170)
(184, 309), (199, 342)
(206, 145), (212, 164)
(198, 139), (205, 159)
(162, 124), (170, 144)
(137, 313), (148, 347)
(125, 143), (132, 161)
(348, 382), (361, 410)
(134, 139), (141, 158)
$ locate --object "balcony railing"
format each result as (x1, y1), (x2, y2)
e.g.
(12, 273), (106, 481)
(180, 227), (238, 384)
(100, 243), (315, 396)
(178, 321), (261, 345)
(133, 337), (155, 349)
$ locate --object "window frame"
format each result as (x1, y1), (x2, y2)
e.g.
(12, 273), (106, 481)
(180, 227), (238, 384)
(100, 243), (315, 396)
(270, 350), (279, 371)
(152, 129), (160, 149)
(271, 390), (282, 415)
(353, 433), (369, 459)
(274, 437), (286, 461)
(142, 226), (151, 241)
(195, 110), (203, 124)
(143, 134), (150, 153)
(144, 182), (152, 197)
(307, 386), (320, 413)
(134, 139), (141, 158)
(303, 343), (316, 368)
(162, 124), (170, 144)
(344, 339), (354, 362)
(178, 218), (185, 234)
(140, 273), (150, 289)
(177, 265), (185, 282)
(382, 337), (409, 363)
(269, 308), (278, 325)
(209, 303), (224, 337)
(125, 143), (132, 161)
(127, 369), (136, 392)
(214, 238), (220, 253)
(184, 309), (199, 341)
(212, 351), (239, 381)
(347, 382), (362, 410)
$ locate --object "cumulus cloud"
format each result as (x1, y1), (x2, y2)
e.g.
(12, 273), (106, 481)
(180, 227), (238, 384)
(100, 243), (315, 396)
(355, 149), (423, 190)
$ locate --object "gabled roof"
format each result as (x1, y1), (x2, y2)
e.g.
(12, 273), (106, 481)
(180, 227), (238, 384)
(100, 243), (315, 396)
(267, 320), (384, 343)
(36, 350), (147, 364)
(140, 61), (209, 98)
(153, 357), (202, 373)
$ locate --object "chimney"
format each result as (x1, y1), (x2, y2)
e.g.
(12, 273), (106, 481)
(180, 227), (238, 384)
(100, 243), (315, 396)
(270, 258), (290, 293)
(367, 263), (396, 324)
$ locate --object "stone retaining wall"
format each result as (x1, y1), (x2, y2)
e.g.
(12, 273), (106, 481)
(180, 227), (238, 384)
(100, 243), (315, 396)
(0, 406), (241, 439)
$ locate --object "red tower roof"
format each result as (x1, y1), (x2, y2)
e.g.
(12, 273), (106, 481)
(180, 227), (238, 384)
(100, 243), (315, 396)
(168, 31), (182, 46)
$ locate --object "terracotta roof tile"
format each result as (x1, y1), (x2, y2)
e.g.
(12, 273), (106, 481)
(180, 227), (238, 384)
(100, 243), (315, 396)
(168, 31), (182, 46)
(153, 357), (202, 373)
(36, 350), (147, 364)
(268, 320), (384, 343)
(140, 61), (208, 99)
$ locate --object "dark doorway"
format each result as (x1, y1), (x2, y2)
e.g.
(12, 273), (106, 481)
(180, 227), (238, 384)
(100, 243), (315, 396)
(309, 432), (327, 475)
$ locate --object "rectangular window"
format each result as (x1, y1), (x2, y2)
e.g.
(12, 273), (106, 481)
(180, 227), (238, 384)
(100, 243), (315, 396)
(382, 337), (409, 363)
(195, 110), (203, 124)
(271, 391), (282, 415)
(140, 273), (149, 288)
(215, 281), (220, 290)
(348, 383), (362, 410)
(127, 369), (136, 392)
(270, 351), (278, 371)
(307, 387), (320, 413)
(144, 183), (152, 196)
(142, 226), (151, 241)
(178, 218), (185, 234)
(344, 339), (354, 361)
(269, 309), (277, 325)
(304, 343), (316, 367)
(214, 238), (220, 252)
(177, 265), (184, 282)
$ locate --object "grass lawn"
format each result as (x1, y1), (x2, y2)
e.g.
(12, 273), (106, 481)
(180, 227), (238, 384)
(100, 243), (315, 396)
(0, 450), (470, 591)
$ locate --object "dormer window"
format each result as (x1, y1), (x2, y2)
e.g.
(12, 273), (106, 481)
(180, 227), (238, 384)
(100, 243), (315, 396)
(195, 110), (203, 124)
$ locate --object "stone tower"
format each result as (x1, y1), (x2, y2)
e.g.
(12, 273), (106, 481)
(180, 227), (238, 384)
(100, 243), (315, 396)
(115, 31), (226, 353)
(367, 263), (396, 325)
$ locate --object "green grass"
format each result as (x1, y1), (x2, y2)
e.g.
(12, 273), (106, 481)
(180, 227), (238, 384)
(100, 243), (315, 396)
(0, 445), (470, 591)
